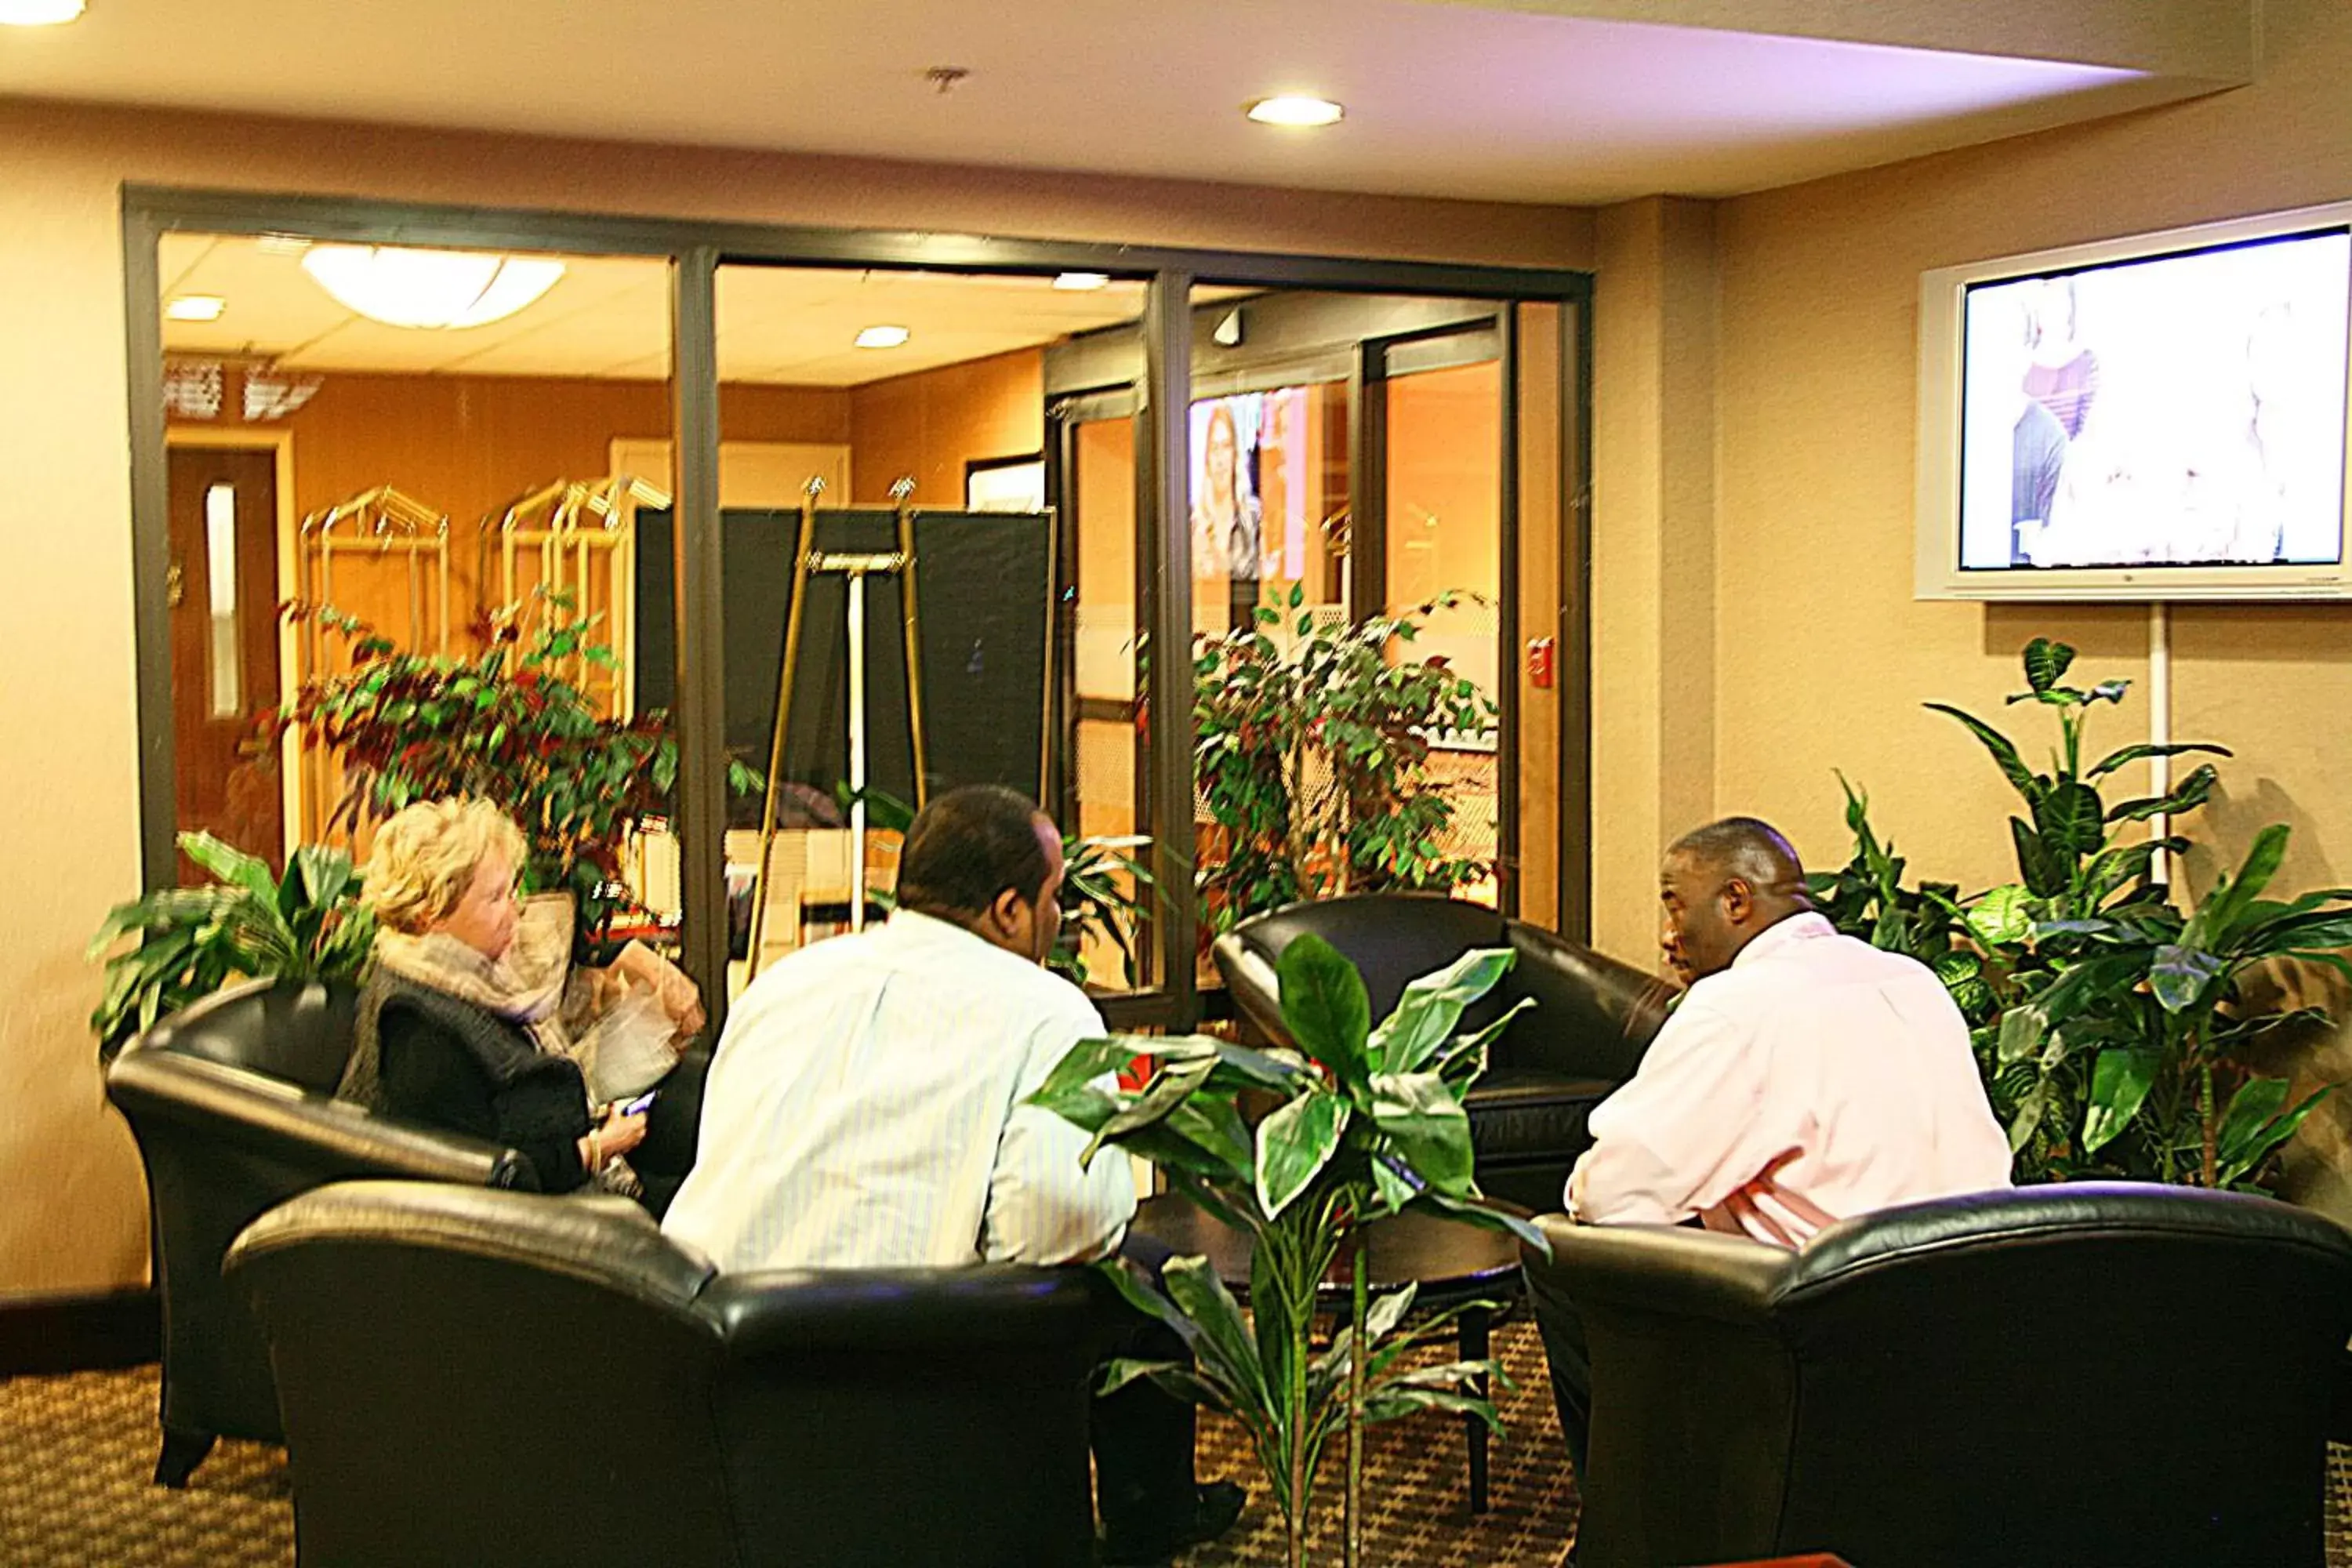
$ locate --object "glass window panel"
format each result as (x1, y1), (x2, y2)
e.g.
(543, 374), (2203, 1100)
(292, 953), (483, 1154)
(204, 482), (242, 718)
(710, 264), (1154, 1000)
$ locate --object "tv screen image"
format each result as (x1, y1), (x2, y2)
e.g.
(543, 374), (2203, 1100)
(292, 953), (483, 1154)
(1918, 202), (2352, 601)
(1959, 230), (2350, 573)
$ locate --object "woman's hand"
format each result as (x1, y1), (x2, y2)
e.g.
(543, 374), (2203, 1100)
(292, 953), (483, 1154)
(579, 1107), (650, 1171)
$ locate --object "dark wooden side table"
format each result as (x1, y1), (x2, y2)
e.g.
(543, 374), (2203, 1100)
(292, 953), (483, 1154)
(1130, 1192), (1525, 1513)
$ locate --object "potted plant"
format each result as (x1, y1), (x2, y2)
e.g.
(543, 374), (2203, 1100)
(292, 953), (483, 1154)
(1192, 588), (1497, 935)
(88, 833), (374, 1060)
(274, 593), (760, 942)
(1028, 934), (1548, 1566)
(1818, 637), (2352, 1189)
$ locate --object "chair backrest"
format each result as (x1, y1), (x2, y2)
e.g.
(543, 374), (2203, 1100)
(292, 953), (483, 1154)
(229, 1181), (1104, 1568)
(1555, 1183), (2352, 1568)
(107, 978), (521, 1451)
(1232, 891), (1512, 1022)
(1761, 1182), (2352, 1567)
(140, 975), (358, 1091)
(1229, 892), (1664, 1076)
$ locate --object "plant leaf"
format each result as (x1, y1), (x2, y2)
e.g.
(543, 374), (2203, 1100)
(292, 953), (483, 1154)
(2106, 763), (2222, 825)
(178, 830), (277, 903)
(1160, 1254), (1269, 1407)
(1081, 1053), (1217, 1167)
(2081, 1047), (2160, 1155)
(1276, 933), (1373, 1090)
(1926, 702), (2037, 797)
(2218, 1082), (2332, 1185)
(1367, 946), (1517, 1076)
(1370, 1071), (1475, 1196)
(1965, 884), (2035, 949)
(2022, 637), (2074, 695)
(2087, 741), (2232, 781)
(1254, 1091), (1350, 1220)
(2033, 779), (2107, 860)
(2149, 943), (2227, 1014)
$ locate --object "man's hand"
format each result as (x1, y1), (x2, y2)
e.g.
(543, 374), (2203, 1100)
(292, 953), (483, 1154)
(1711, 1147), (1835, 1247)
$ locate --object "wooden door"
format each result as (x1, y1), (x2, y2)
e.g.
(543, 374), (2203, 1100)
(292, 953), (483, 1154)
(167, 447), (284, 881)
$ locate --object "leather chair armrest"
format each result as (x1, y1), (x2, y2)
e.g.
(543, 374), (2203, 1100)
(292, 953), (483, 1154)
(108, 1049), (535, 1189)
(1210, 933), (1289, 1046)
(1525, 1214), (1795, 1327)
(702, 1265), (1109, 1359)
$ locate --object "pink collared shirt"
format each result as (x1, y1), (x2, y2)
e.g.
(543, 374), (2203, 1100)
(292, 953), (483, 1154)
(1566, 913), (2013, 1247)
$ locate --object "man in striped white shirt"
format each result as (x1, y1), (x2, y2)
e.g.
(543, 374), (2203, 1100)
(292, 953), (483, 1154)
(663, 786), (1242, 1563)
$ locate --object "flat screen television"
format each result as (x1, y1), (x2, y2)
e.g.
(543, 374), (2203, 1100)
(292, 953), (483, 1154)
(1915, 202), (2352, 601)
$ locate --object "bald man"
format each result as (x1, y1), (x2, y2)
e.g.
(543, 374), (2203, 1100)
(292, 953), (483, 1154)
(1530, 817), (2012, 1475)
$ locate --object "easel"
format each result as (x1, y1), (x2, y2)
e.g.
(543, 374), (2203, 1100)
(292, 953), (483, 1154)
(744, 477), (931, 977)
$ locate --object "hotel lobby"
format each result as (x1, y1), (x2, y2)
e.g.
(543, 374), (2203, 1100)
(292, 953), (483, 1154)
(9, 2), (2352, 1563)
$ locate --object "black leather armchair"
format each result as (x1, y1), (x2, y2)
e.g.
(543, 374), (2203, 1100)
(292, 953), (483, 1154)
(1526, 1182), (2352, 1568)
(225, 1180), (1106, 1568)
(103, 977), (533, 1486)
(1214, 893), (1670, 1210)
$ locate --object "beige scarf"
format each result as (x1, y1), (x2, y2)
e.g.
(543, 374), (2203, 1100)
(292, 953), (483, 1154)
(368, 893), (582, 1051)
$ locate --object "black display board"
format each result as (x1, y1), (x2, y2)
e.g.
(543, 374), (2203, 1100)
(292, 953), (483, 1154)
(635, 508), (1051, 825)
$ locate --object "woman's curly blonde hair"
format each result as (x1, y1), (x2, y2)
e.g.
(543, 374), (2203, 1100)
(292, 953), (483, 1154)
(364, 799), (527, 935)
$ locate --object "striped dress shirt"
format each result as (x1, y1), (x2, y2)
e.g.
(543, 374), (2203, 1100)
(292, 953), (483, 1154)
(662, 909), (1135, 1271)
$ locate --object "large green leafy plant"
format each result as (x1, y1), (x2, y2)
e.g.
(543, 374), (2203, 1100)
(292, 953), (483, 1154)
(1821, 637), (2351, 1189)
(1193, 590), (1497, 935)
(1029, 935), (1546, 1566)
(88, 833), (375, 1060)
(275, 595), (759, 935)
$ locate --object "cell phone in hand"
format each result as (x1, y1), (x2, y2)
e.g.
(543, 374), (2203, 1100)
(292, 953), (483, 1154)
(617, 1090), (659, 1116)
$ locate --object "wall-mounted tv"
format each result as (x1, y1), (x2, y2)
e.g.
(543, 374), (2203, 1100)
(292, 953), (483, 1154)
(1916, 202), (2352, 601)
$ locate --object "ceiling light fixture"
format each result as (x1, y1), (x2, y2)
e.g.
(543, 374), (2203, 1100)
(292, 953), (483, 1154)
(299, 245), (566, 329)
(0, 0), (85, 25)
(1245, 95), (1344, 128)
(854, 325), (912, 349)
(1053, 273), (1111, 292)
(166, 296), (227, 323)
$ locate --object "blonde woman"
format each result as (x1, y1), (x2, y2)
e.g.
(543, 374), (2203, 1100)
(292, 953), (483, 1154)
(338, 799), (693, 1201)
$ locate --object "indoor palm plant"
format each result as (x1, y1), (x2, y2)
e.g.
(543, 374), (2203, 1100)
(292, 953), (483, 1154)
(1192, 588), (1497, 935)
(1029, 934), (1547, 1566)
(1819, 637), (2352, 1189)
(88, 832), (375, 1060)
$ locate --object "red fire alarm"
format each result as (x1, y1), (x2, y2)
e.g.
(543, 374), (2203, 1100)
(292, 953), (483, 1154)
(1526, 636), (1555, 688)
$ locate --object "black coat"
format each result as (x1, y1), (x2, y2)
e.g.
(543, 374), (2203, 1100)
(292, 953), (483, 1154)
(356, 973), (592, 1192)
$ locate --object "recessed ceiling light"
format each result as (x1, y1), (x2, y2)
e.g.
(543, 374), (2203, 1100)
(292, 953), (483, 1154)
(1053, 272), (1111, 292)
(166, 296), (227, 323)
(0, 0), (85, 26)
(855, 325), (911, 349)
(256, 233), (314, 256)
(1245, 95), (1344, 128)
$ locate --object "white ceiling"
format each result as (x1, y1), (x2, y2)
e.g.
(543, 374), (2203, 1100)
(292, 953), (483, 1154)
(159, 234), (1160, 385)
(0, 0), (2241, 205)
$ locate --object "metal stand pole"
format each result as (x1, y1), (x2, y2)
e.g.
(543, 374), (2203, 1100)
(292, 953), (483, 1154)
(746, 480), (823, 979)
(846, 564), (870, 931)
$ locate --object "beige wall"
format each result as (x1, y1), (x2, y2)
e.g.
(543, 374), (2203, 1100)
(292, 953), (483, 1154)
(0, 99), (1593, 1298)
(1705, 0), (2352, 903)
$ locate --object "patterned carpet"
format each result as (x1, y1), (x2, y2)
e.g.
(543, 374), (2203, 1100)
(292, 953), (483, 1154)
(0, 1319), (1572, 1568)
(6, 1320), (2352, 1567)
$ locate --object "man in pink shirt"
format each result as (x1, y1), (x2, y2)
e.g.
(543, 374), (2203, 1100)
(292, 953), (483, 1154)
(1530, 817), (2012, 1475)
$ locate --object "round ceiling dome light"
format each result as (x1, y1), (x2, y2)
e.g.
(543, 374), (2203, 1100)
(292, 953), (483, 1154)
(1053, 272), (1112, 292)
(0, 0), (85, 24)
(300, 245), (565, 329)
(1245, 95), (1344, 128)
(854, 325), (912, 349)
